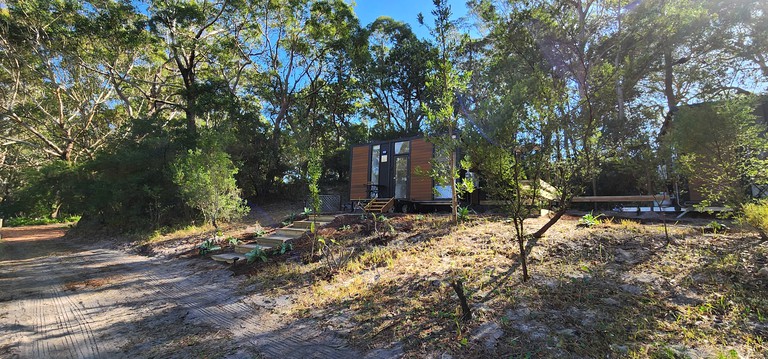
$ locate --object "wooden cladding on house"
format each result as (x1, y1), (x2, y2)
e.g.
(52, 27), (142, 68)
(350, 145), (370, 199)
(410, 138), (433, 201)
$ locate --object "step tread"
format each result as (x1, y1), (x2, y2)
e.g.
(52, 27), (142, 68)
(211, 252), (245, 264)
(293, 220), (330, 225)
(235, 243), (273, 254)
(277, 227), (308, 232)
(274, 230), (308, 238)
(256, 236), (294, 244)
(307, 216), (338, 222)
(260, 234), (297, 239)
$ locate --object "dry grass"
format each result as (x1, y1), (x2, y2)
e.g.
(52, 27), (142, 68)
(243, 213), (768, 357)
(146, 223), (214, 244)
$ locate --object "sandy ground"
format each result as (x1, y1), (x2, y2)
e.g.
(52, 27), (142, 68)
(0, 224), (368, 359)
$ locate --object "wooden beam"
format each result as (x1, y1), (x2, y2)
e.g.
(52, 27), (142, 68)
(571, 195), (670, 203)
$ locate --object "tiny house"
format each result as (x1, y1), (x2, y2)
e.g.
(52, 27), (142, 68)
(663, 99), (768, 206)
(350, 137), (457, 212)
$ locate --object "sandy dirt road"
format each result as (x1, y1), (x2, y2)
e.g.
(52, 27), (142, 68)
(0, 225), (365, 359)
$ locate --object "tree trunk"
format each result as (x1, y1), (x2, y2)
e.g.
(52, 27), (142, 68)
(532, 207), (567, 239)
(517, 231), (529, 282)
(185, 106), (197, 138)
(659, 48), (678, 135)
(449, 279), (471, 321)
(50, 200), (62, 219)
(450, 127), (458, 224)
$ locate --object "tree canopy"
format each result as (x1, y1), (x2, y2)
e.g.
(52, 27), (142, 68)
(0, 0), (766, 230)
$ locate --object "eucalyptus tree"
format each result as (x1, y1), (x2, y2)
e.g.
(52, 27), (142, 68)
(714, 0), (768, 80)
(243, 0), (362, 191)
(624, 0), (768, 137)
(357, 17), (436, 138)
(148, 0), (248, 138)
(0, 0), (141, 164)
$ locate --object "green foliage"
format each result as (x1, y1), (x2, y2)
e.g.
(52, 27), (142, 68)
(173, 132), (247, 229)
(245, 246), (268, 264)
(5, 215), (81, 227)
(372, 213), (395, 236)
(457, 206), (471, 223)
(356, 17), (436, 138)
(282, 213), (298, 227)
(0, 161), (80, 220)
(456, 157), (477, 195)
(2, 0), (767, 240)
(307, 146), (323, 215)
(317, 235), (355, 275)
(72, 133), (186, 231)
(669, 97), (768, 207)
(578, 212), (604, 228)
(740, 200), (768, 239)
(421, 0), (470, 225)
(227, 237), (240, 247)
(278, 242), (294, 255)
(705, 221), (728, 233)
(197, 239), (221, 256)
(244, 242), (292, 264)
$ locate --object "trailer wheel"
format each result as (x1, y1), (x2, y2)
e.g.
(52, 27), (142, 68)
(399, 203), (410, 213)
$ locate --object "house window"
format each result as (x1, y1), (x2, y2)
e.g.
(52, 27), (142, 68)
(370, 145), (380, 185)
(433, 149), (453, 199)
(394, 156), (408, 198)
(395, 141), (410, 154)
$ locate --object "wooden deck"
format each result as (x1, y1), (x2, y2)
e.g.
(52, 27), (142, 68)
(571, 195), (670, 203)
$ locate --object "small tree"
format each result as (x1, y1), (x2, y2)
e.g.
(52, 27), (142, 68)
(173, 135), (247, 237)
(307, 146), (323, 258)
(420, 0), (469, 225)
(741, 200), (768, 241)
(668, 96), (768, 209)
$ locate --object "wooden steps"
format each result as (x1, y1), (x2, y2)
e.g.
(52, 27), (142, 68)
(211, 252), (245, 264)
(309, 215), (338, 222)
(214, 214), (338, 263)
(365, 198), (395, 213)
(274, 227), (307, 237)
(254, 235), (296, 249)
(235, 243), (273, 254)
(292, 218), (333, 229)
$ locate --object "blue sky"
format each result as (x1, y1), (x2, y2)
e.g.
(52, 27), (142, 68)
(129, 0), (470, 40)
(351, 0), (470, 40)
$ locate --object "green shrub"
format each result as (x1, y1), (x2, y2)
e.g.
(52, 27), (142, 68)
(197, 239), (221, 255)
(72, 133), (187, 231)
(741, 200), (768, 239)
(277, 242), (293, 255)
(227, 237), (240, 246)
(457, 206), (471, 223)
(173, 133), (248, 230)
(578, 212), (603, 227)
(5, 215), (81, 227)
(0, 162), (81, 220)
(245, 246), (268, 263)
(705, 220), (728, 233)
